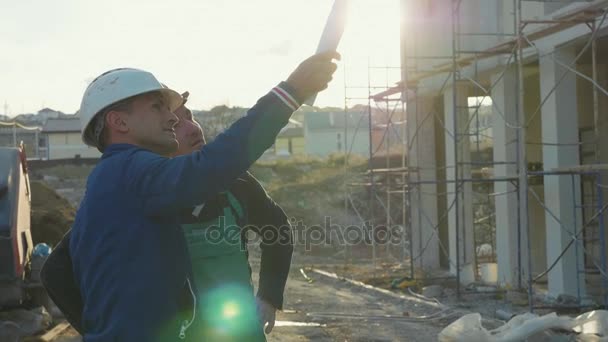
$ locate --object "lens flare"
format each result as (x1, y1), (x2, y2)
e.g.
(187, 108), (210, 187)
(200, 283), (259, 337)
(222, 301), (240, 319)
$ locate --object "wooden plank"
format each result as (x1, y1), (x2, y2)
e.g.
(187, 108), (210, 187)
(38, 322), (70, 341)
(549, 164), (608, 173)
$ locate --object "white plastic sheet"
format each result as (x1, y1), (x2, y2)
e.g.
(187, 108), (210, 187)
(573, 310), (608, 336)
(439, 310), (608, 342)
(438, 313), (493, 342)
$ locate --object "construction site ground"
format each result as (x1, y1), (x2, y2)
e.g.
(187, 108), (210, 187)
(255, 254), (453, 341)
(45, 254), (453, 341)
(23, 161), (527, 341)
(41, 245), (529, 341)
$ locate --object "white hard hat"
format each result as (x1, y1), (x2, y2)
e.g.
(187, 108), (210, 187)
(79, 68), (183, 147)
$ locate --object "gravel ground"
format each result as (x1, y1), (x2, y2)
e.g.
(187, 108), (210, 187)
(48, 252), (454, 342)
(257, 253), (457, 342)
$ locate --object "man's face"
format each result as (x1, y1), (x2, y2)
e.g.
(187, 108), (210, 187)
(172, 103), (206, 156)
(125, 92), (179, 155)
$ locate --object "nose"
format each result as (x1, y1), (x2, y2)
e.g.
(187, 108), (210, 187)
(181, 122), (200, 143)
(167, 110), (179, 128)
(191, 121), (205, 140)
(187, 121), (200, 136)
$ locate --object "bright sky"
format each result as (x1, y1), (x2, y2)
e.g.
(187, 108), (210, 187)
(0, 0), (401, 116)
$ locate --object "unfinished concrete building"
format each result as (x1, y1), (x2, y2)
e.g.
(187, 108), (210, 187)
(358, 0), (608, 309)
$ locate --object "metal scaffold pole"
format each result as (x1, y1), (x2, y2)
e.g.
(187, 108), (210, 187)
(592, 21), (600, 163)
(515, 0), (534, 312)
(367, 60), (377, 275)
(451, 0), (462, 298)
(343, 62), (350, 267)
(342, 54), (408, 278)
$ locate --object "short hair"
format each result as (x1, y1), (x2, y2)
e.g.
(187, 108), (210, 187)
(89, 97), (134, 152)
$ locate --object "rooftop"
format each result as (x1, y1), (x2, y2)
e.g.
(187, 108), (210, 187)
(42, 118), (81, 133)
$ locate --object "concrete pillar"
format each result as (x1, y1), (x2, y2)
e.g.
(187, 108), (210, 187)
(407, 94), (440, 270)
(444, 84), (475, 280)
(492, 67), (524, 287)
(524, 72), (548, 276)
(539, 46), (586, 298)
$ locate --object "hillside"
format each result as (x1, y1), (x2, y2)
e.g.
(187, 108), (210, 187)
(250, 155), (367, 227)
(29, 155), (368, 248)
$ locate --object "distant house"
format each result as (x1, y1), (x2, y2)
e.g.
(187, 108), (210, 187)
(37, 108), (62, 122)
(274, 126), (305, 156)
(13, 114), (36, 123)
(303, 111), (370, 157)
(42, 119), (100, 160)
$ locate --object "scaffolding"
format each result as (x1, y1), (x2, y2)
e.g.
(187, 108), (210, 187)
(347, 0), (608, 311)
(341, 63), (408, 275)
(0, 120), (43, 159)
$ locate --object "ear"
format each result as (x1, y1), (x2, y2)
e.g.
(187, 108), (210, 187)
(105, 110), (129, 134)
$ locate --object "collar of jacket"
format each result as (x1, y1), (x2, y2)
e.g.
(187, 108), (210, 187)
(101, 143), (141, 159)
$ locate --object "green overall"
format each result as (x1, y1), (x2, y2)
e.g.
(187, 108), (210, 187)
(182, 192), (266, 341)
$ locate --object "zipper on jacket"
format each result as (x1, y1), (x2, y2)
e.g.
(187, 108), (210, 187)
(179, 278), (197, 340)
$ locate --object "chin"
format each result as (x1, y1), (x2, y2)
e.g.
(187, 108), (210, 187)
(157, 140), (179, 156)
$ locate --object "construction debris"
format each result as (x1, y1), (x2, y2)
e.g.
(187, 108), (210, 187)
(422, 285), (444, 298)
(494, 309), (515, 321)
(0, 307), (52, 342)
(299, 268), (314, 283)
(438, 310), (608, 342)
(390, 276), (417, 290)
(35, 322), (71, 342)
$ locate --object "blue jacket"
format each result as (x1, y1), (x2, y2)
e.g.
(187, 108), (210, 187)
(70, 83), (301, 341)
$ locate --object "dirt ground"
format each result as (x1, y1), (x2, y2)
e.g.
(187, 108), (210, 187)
(27, 163), (515, 341)
(25, 176), (498, 341)
(261, 255), (452, 342)
(47, 252), (453, 342)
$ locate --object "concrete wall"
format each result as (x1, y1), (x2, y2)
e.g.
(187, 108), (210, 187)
(407, 94), (443, 270)
(524, 69), (543, 165)
(523, 69), (548, 277)
(274, 136), (305, 156)
(443, 84), (476, 278)
(403, 0), (544, 76)
(46, 132), (101, 160)
(305, 130), (369, 157)
(544, 1), (593, 16)
(576, 61), (608, 278)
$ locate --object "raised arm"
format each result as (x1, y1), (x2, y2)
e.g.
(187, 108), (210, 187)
(129, 52), (340, 216)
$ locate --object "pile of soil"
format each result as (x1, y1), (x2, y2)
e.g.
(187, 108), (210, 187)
(30, 181), (75, 246)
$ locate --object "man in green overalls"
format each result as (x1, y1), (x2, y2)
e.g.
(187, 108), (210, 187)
(172, 93), (293, 341)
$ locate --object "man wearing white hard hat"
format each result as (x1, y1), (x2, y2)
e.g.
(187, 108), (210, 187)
(69, 51), (339, 341)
